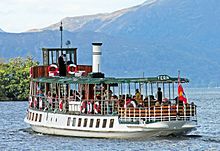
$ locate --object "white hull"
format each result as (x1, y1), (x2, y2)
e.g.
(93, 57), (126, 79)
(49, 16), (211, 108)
(24, 108), (197, 139)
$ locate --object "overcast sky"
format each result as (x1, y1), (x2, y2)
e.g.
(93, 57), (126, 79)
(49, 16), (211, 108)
(0, 0), (146, 33)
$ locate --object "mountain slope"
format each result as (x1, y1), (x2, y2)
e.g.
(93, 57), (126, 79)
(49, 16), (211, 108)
(0, 0), (220, 86)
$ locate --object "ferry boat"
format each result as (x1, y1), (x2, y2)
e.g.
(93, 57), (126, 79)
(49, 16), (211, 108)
(24, 43), (197, 139)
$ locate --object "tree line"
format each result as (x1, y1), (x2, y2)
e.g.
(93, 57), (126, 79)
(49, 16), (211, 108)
(0, 57), (38, 101)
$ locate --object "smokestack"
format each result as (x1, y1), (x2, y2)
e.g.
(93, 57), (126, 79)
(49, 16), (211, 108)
(92, 42), (102, 73)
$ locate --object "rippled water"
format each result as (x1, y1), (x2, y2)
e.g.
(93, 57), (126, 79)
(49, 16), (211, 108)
(0, 88), (220, 151)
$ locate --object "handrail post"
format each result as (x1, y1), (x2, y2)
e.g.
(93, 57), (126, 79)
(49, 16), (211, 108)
(168, 105), (171, 121)
(160, 106), (162, 121)
(176, 104), (179, 121)
(184, 104), (186, 121)
(190, 104), (192, 120)
(154, 106), (155, 122)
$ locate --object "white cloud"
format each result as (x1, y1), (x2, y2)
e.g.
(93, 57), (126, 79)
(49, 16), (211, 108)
(0, 0), (146, 32)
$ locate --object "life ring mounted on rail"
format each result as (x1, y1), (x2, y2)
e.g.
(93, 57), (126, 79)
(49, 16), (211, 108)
(87, 101), (93, 114)
(80, 101), (87, 113)
(48, 64), (59, 77)
(67, 64), (78, 75)
(94, 101), (101, 114)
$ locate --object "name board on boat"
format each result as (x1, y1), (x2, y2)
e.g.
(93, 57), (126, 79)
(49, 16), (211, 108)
(157, 75), (170, 81)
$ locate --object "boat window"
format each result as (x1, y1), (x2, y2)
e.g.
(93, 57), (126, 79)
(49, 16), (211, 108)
(27, 111), (29, 119)
(102, 119), (107, 128)
(83, 118), (88, 127)
(55, 118), (57, 122)
(96, 119), (100, 128)
(35, 113), (38, 121)
(39, 114), (42, 122)
(72, 118), (76, 127)
(109, 119), (114, 128)
(89, 119), (94, 128)
(78, 118), (82, 127)
(28, 112), (31, 120)
(67, 117), (71, 126)
(32, 113), (35, 121)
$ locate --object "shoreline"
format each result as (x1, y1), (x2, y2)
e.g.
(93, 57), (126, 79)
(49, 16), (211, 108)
(0, 100), (28, 102)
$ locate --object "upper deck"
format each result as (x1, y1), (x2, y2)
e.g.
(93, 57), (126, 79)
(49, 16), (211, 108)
(31, 47), (92, 78)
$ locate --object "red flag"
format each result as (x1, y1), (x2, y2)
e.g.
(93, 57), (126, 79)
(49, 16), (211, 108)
(178, 71), (187, 104)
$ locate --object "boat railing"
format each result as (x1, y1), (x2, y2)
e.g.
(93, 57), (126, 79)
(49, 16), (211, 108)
(28, 95), (197, 123)
(28, 95), (118, 115)
(118, 103), (197, 123)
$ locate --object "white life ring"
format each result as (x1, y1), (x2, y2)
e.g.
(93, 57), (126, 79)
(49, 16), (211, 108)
(48, 64), (59, 77)
(94, 101), (101, 114)
(87, 101), (93, 114)
(80, 101), (87, 113)
(67, 64), (77, 75)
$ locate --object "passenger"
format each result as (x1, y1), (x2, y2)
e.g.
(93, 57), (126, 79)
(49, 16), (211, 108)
(135, 89), (141, 101)
(155, 100), (160, 106)
(46, 91), (52, 110)
(37, 90), (44, 109)
(69, 89), (75, 100)
(58, 53), (66, 76)
(104, 90), (113, 100)
(162, 98), (171, 106)
(156, 87), (162, 104)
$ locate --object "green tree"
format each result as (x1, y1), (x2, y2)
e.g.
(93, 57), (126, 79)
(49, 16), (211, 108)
(0, 57), (38, 100)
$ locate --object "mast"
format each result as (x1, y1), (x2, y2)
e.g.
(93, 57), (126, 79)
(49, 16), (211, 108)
(60, 21), (63, 48)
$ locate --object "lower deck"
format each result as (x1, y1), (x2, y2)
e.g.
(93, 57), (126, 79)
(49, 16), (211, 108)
(25, 107), (197, 138)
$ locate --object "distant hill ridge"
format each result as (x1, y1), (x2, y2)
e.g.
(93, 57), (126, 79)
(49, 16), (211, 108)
(0, 0), (220, 87)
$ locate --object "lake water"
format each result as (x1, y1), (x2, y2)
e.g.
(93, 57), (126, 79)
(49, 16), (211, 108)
(0, 88), (220, 151)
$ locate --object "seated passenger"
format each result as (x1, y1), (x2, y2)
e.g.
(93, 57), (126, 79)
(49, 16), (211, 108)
(155, 100), (161, 106)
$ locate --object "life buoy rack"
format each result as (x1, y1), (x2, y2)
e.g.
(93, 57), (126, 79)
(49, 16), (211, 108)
(48, 64), (59, 77)
(67, 64), (78, 75)
(80, 101), (87, 113)
(87, 101), (93, 114)
(94, 101), (101, 114)
(124, 100), (137, 108)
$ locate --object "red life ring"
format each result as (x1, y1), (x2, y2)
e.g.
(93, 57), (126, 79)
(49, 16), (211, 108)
(48, 64), (59, 77)
(80, 101), (87, 113)
(94, 101), (101, 114)
(67, 64), (78, 74)
(87, 101), (93, 114)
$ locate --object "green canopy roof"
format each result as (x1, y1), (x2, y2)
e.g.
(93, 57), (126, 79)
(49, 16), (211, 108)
(32, 75), (189, 84)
